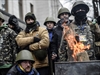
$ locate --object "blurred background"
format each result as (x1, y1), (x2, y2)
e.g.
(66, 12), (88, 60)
(0, 0), (99, 28)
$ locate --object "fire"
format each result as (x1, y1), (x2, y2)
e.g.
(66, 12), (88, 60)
(63, 25), (90, 61)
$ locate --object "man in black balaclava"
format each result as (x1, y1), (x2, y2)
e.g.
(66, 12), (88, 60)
(71, 1), (96, 60)
(8, 15), (23, 34)
(71, 1), (89, 25)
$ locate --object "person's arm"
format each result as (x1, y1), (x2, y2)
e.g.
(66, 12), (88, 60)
(50, 31), (58, 60)
(9, 28), (18, 62)
(29, 28), (49, 51)
(15, 31), (33, 47)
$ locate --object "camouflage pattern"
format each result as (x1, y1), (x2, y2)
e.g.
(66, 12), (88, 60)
(70, 23), (95, 60)
(87, 20), (100, 56)
(0, 24), (17, 67)
(58, 40), (68, 62)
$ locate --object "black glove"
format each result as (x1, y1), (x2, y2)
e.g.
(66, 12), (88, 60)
(24, 45), (30, 50)
(25, 27), (30, 33)
(33, 37), (41, 43)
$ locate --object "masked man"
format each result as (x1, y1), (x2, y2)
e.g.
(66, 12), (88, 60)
(8, 15), (23, 34)
(70, 1), (96, 60)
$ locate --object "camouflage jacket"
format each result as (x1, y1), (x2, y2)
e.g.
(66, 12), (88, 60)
(70, 22), (95, 60)
(87, 20), (100, 56)
(0, 24), (17, 67)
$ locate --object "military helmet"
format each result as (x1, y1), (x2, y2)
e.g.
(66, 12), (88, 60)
(0, 12), (4, 22)
(25, 12), (36, 21)
(58, 7), (71, 18)
(44, 17), (56, 26)
(33, 49), (47, 61)
(15, 50), (35, 63)
(71, 1), (89, 16)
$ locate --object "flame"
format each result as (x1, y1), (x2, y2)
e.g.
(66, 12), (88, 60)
(63, 25), (90, 61)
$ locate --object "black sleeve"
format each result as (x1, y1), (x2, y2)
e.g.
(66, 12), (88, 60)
(50, 31), (58, 54)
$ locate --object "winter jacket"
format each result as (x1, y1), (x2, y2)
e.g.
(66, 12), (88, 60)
(87, 20), (100, 58)
(70, 22), (95, 60)
(15, 26), (49, 68)
(7, 65), (39, 75)
(0, 24), (17, 68)
(51, 20), (68, 61)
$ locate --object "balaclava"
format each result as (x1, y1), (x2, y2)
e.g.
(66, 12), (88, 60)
(8, 15), (19, 30)
(75, 11), (87, 25)
(25, 12), (37, 33)
(71, 1), (89, 25)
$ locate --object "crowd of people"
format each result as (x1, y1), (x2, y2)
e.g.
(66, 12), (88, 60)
(0, 1), (100, 75)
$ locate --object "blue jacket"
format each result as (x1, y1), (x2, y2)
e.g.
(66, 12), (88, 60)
(7, 65), (40, 75)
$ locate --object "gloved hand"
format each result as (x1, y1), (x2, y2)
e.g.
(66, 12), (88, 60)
(25, 27), (30, 33)
(33, 37), (41, 43)
(23, 45), (30, 50)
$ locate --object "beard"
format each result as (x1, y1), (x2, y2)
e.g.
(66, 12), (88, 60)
(24, 66), (32, 72)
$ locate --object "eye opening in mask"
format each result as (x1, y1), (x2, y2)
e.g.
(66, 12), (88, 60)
(76, 9), (85, 13)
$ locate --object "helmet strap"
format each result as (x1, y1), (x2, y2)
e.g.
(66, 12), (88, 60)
(18, 64), (25, 72)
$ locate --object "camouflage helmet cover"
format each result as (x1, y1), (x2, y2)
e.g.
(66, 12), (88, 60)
(44, 17), (56, 26)
(25, 12), (36, 21)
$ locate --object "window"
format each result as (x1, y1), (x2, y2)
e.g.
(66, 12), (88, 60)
(1, 0), (8, 12)
(30, 3), (34, 13)
(19, 0), (23, 20)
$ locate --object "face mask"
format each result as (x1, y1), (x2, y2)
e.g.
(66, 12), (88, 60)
(25, 22), (37, 33)
(27, 22), (34, 26)
(75, 11), (87, 24)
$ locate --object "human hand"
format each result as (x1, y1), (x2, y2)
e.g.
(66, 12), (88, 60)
(52, 52), (57, 60)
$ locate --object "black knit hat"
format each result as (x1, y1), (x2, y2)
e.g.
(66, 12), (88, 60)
(25, 12), (36, 21)
(8, 15), (18, 27)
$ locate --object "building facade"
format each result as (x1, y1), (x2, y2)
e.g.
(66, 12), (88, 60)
(0, 0), (62, 29)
